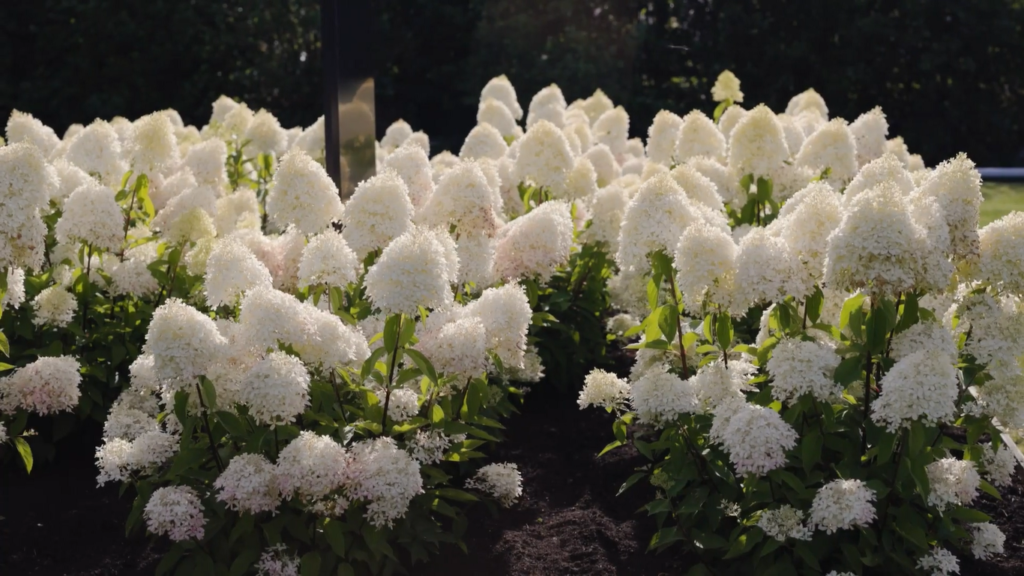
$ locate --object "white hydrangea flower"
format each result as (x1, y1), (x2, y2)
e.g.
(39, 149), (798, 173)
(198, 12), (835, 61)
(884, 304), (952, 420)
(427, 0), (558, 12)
(728, 105), (789, 179)
(481, 75), (523, 121)
(364, 226), (458, 315)
(418, 161), (504, 237)
(767, 339), (843, 403)
(297, 229), (359, 289)
(214, 453), (281, 514)
(0, 423), (6, 444)
(238, 286), (310, 351)
(686, 156), (743, 206)
(917, 547), (959, 576)
(50, 158), (95, 205)
(692, 360), (758, 414)
(52, 182), (121, 254)
(291, 117), (325, 159)
(581, 184), (628, 252)
(575, 89), (614, 124)
(0, 356), (81, 415)
(733, 228), (810, 308)
(382, 143), (434, 209)
(275, 431), (348, 501)
(238, 351), (310, 426)
(341, 169), (414, 258)
(65, 120), (128, 185)
(606, 313), (638, 339)
(407, 429), (458, 464)
(454, 234), (497, 289)
(460, 123), (508, 160)
(592, 106), (630, 157)
(645, 110), (682, 165)
(844, 153), (915, 208)
(770, 181), (843, 286)
(144, 298), (227, 387)
(849, 107), (889, 167)
(6, 110), (60, 156)
(152, 181), (218, 236)
(980, 443), (1018, 488)
(915, 153), (981, 260)
(926, 458), (980, 510)
(794, 118), (858, 187)
(345, 437), (424, 528)
(150, 168), (196, 212)
(970, 522), (1005, 560)
(108, 243), (161, 297)
(385, 388), (420, 423)
(711, 70), (744, 103)
(676, 111), (728, 165)
(144, 486), (206, 542)
(825, 182), (950, 298)
(579, 369), (630, 410)
(245, 109), (288, 156)
(494, 199), (573, 282)
(717, 105), (747, 141)
(0, 145), (53, 270)
(583, 144), (621, 188)
(674, 220), (738, 310)
(513, 120), (574, 194)
(616, 174), (710, 272)
(709, 401), (798, 476)
(127, 113), (179, 177)
(978, 211), (1024, 295)
(256, 544), (300, 576)
(630, 371), (699, 424)
(808, 479), (876, 533)
(267, 150), (343, 234)
(104, 395), (159, 441)
(466, 462), (523, 507)
(886, 136), (911, 167)
(464, 283), (532, 369)
(786, 88), (829, 118)
(477, 98), (522, 139)
(526, 85), (567, 129)
(890, 321), (957, 362)
(183, 138), (228, 189)
(1, 268), (26, 310)
(381, 119), (413, 152)
(204, 240), (274, 309)
(757, 505), (812, 542)
(416, 314), (489, 382)
(670, 164), (724, 212)
(561, 156), (599, 201)
(212, 188), (260, 236)
(871, 350), (958, 431)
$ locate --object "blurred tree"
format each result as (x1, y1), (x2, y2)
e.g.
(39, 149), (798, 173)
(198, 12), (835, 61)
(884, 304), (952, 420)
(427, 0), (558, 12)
(2, 0), (1022, 165)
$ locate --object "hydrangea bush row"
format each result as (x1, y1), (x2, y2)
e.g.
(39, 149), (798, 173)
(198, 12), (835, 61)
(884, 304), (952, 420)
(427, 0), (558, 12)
(1, 67), (1021, 576)
(578, 72), (1022, 575)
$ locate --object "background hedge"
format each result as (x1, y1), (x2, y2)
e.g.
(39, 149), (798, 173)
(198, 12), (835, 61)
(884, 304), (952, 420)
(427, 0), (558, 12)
(2, 0), (1023, 166)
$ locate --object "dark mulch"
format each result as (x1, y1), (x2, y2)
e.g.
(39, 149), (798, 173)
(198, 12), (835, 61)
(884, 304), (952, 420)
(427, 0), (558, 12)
(0, 421), (162, 576)
(4, 385), (1024, 576)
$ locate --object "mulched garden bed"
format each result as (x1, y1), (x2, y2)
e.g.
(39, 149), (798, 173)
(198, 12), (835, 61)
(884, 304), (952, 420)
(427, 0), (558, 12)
(4, 382), (1024, 575)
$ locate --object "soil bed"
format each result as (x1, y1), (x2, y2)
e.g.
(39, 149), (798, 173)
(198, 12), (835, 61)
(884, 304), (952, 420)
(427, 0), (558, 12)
(5, 385), (1024, 575)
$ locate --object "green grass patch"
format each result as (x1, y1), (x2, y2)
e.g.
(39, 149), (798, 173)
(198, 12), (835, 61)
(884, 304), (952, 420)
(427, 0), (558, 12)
(981, 182), (1024, 225)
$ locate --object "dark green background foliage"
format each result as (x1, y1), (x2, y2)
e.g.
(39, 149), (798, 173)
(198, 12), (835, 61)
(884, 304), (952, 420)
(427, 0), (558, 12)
(3, 0), (1023, 165)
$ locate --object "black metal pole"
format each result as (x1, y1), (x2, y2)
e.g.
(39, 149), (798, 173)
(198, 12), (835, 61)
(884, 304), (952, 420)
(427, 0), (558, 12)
(320, 0), (342, 191)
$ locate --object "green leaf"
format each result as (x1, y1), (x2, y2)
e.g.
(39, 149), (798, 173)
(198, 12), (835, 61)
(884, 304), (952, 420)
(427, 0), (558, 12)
(951, 506), (992, 523)
(805, 286), (824, 323)
(229, 549), (260, 576)
(14, 437), (32, 473)
(0, 331), (9, 357)
(895, 505), (929, 550)
(713, 100), (730, 123)
(618, 472), (646, 496)
(216, 411), (247, 437)
(403, 349), (438, 384)
(337, 564), (356, 576)
(716, 314), (733, 350)
(300, 552), (321, 576)
(324, 520), (347, 556)
(834, 356), (863, 386)
(382, 314), (402, 353)
(199, 377), (218, 411)
(866, 305), (891, 354)
(598, 439), (624, 456)
(658, 304), (678, 343)
(430, 404), (444, 424)
(801, 429), (822, 474)
(980, 480), (1002, 500)
(155, 546), (184, 576)
(840, 293), (866, 330)
(435, 488), (480, 502)
(645, 306), (663, 342)
(755, 176), (773, 202)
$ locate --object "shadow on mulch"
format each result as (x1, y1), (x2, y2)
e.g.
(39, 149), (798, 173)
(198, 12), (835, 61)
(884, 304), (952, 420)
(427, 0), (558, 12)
(0, 421), (163, 576)
(4, 377), (1024, 575)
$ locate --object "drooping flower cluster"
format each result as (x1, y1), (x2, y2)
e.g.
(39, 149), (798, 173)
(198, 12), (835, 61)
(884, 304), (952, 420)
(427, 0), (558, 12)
(466, 462), (523, 507)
